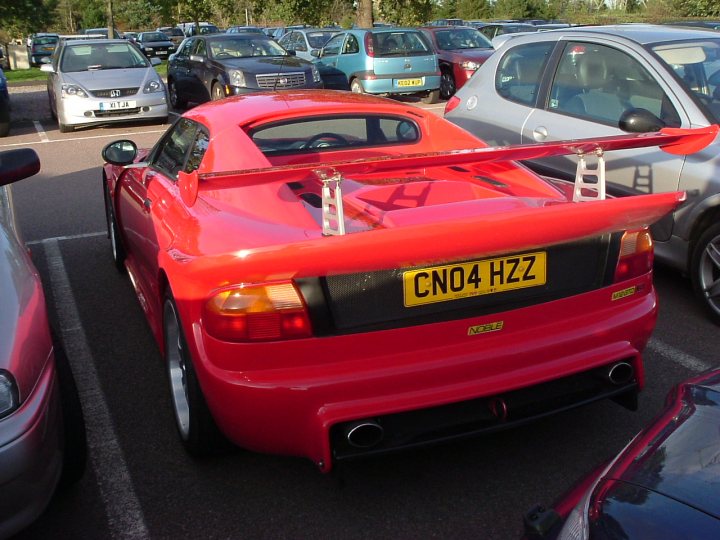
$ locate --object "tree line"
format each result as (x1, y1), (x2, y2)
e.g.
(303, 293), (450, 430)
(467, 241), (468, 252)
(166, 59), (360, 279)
(1, 0), (718, 42)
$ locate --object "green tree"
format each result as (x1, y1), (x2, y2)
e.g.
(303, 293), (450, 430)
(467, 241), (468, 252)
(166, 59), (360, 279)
(116, 0), (162, 29)
(457, 0), (493, 20)
(673, 0), (720, 16)
(1, 0), (58, 39)
(380, 0), (434, 25)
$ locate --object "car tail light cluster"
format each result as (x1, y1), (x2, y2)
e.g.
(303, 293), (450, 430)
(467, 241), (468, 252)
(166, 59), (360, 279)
(365, 33), (375, 57)
(444, 95), (461, 115)
(614, 228), (653, 282)
(203, 282), (312, 342)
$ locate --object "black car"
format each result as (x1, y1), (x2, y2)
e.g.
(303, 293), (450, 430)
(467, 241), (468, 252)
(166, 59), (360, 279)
(167, 33), (323, 108)
(524, 368), (720, 539)
(135, 31), (176, 59)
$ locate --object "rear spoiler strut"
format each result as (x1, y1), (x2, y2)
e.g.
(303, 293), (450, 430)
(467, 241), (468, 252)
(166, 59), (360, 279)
(179, 126), (718, 235)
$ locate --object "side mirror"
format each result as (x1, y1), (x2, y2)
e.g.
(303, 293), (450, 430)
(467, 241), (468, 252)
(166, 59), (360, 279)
(311, 49), (321, 58)
(0, 149), (40, 187)
(102, 140), (138, 166)
(189, 54), (204, 63)
(40, 63), (55, 73)
(618, 108), (665, 133)
(150, 57), (161, 66)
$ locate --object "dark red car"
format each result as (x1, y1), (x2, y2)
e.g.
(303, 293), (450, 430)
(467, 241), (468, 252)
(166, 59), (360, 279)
(420, 26), (495, 100)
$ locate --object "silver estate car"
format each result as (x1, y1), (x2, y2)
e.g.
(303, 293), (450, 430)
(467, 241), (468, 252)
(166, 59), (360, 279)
(0, 149), (86, 538)
(41, 39), (168, 132)
(446, 24), (720, 323)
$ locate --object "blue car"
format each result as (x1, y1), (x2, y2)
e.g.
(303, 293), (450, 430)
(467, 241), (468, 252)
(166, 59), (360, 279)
(313, 28), (441, 103)
(0, 66), (9, 137)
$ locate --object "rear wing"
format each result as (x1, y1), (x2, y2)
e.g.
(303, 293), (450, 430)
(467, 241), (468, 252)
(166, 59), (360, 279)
(178, 126), (718, 235)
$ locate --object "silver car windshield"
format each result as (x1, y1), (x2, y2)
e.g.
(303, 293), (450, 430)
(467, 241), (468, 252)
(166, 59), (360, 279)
(61, 43), (149, 72)
(651, 38), (720, 123)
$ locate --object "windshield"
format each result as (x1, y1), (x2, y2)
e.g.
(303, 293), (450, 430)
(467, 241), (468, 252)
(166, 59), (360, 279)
(209, 37), (287, 58)
(434, 28), (492, 50)
(61, 43), (149, 72)
(652, 38), (720, 123)
(141, 32), (168, 42)
(372, 31), (431, 57)
(306, 32), (336, 48)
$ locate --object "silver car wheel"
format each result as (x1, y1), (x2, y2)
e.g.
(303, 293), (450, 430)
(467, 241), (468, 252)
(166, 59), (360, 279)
(698, 227), (720, 318)
(165, 299), (191, 439)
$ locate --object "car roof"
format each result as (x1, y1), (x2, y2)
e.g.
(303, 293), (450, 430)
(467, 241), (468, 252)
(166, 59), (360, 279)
(536, 23), (720, 44)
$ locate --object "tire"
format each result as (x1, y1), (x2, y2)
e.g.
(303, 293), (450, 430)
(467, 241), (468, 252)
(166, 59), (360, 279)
(164, 292), (225, 456)
(54, 340), (87, 488)
(439, 69), (456, 101)
(0, 121), (8, 138)
(211, 82), (225, 101)
(168, 79), (186, 109)
(49, 98), (57, 120)
(421, 89), (440, 104)
(350, 78), (365, 94)
(58, 121), (72, 133)
(104, 183), (126, 272)
(690, 221), (720, 324)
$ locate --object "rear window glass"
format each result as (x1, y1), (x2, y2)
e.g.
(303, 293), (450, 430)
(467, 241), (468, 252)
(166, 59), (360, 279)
(372, 32), (431, 57)
(250, 115), (421, 155)
(34, 36), (58, 45)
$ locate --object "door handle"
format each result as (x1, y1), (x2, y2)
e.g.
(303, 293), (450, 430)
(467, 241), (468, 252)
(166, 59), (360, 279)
(532, 126), (548, 142)
(143, 198), (152, 209)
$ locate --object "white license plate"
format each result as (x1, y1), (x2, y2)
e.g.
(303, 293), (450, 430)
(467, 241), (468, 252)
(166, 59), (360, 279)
(99, 100), (136, 111)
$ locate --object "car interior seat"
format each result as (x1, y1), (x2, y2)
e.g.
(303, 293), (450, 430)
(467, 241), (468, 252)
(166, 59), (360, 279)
(564, 53), (628, 124)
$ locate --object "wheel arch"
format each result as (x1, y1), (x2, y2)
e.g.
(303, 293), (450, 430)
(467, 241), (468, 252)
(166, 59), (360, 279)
(687, 199), (720, 268)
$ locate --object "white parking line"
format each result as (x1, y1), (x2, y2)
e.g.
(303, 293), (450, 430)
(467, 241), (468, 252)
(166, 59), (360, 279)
(43, 238), (150, 540)
(647, 338), (712, 373)
(27, 231), (106, 245)
(0, 128), (167, 149)
(33, 120), (49, 143)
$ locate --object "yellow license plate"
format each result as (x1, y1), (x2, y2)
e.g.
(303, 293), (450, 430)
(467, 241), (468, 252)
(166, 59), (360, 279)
(403, 252), (547, 307)
(397, 78), (422, 87)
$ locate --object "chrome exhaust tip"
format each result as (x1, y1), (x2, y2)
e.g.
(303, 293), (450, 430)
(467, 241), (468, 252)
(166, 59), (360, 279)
(345, 421), (384, 449)
(600, 361), (635, 386)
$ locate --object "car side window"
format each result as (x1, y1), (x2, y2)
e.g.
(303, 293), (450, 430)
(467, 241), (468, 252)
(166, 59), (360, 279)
(152, 118), (198, 179)
(185, 129), (210, 173)
(343, 35), (359, 55)
(550, 42), (681, 128)
(495, 42), (554, 106)
(323, 34), (344, 56)
(191, 39), (206, 57)
(177, 39), (193, 57)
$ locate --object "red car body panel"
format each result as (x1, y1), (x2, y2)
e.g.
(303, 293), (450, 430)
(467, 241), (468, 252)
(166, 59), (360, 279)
(102, 91), (713, 470)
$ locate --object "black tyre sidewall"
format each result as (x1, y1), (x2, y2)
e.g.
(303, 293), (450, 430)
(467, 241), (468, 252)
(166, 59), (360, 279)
(691, 221), (720, 324)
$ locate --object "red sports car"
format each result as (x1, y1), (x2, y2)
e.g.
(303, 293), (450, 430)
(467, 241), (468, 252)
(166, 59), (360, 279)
(101, 90), (716, 472)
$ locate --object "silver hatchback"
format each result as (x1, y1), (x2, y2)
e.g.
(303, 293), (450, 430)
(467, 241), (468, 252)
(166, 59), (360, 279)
(446, 24), (720, 323)
(41, 39), (168, 132)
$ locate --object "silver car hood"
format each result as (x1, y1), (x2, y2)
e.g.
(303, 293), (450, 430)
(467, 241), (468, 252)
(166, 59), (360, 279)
(64, 68), (155, 91)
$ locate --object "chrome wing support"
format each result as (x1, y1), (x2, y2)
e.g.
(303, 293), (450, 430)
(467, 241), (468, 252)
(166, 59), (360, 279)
(315, 168), (346, 236)
(573, 149), (606, 202)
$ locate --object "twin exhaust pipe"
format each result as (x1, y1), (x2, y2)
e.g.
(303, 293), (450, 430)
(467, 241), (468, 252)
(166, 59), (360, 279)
(343, 362), (634, 449)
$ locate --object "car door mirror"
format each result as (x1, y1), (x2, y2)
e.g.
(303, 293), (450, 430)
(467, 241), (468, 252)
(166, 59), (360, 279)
(0, 149), (40, 187)
(102, 140), (138, 166)
(189, 54), (204, 63)
(40, 63), (55, 73)
(311, 49), (321, 58)
(150, 57), (161, 66)
(618, 108), (665, 133)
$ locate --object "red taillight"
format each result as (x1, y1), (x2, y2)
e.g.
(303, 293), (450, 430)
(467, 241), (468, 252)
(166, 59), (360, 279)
(614, 229), (654, 282)
(444, 95), (461, 115)
(365, 33), (374, 57)
(203, 282), (312, 342)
